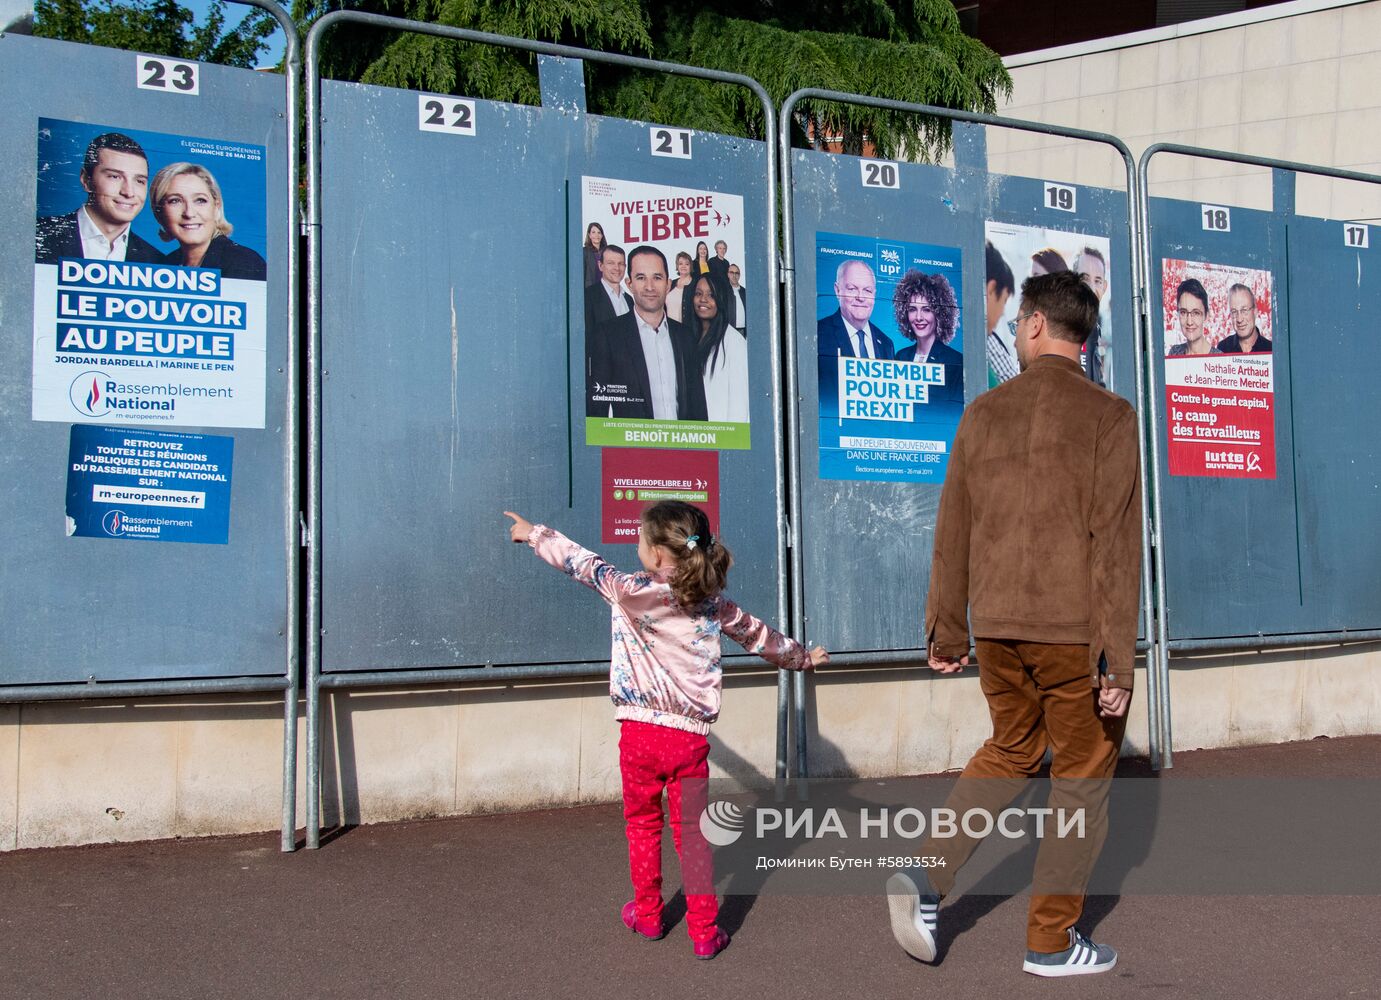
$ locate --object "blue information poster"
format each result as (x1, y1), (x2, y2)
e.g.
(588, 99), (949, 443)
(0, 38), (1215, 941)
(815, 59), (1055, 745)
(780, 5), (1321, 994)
(814, 232), (964, 482)
(66, 425), (233, 543)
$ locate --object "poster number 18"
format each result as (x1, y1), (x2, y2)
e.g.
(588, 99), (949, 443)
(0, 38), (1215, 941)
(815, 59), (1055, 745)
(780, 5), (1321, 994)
(650, 128), (692, 159)
(1202, 205), (1231, 232)
(136, 55), (199, 95)
(860, 161), (900, 189)
(1044, 182), (1076, 212)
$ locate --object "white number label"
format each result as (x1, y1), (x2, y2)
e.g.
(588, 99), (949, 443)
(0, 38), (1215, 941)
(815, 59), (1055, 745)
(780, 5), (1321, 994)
(418, 95), (476, 135)
(1202, 204), (1231, 232)
(860, 161), (900, 189)
(650, 127), (693, 159)
(1344, 223), (1370, 248)
(136, 55), (199, 95)
(1044, 182), (1076, 213)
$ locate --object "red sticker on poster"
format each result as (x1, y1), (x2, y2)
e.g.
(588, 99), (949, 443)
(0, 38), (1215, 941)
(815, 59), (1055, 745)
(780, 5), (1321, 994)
(601, 449), (719, 544)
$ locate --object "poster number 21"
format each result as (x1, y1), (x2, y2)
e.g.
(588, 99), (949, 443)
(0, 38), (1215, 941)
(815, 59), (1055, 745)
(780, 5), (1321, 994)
(650, 128), (692, 159)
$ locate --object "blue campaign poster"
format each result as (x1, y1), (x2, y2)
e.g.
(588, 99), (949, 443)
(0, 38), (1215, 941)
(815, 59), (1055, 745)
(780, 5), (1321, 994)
(66, 425), (233, 543)
(815, 232), (964, 483)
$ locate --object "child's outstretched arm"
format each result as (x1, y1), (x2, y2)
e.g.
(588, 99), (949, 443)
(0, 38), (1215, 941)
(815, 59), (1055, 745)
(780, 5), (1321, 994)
(717, 598), (829, 671)
(504, 511), (639, 605)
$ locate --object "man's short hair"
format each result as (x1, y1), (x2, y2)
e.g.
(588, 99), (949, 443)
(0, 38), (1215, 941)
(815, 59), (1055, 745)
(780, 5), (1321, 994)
(1074, 246), (1106, 270)
(835, 259), (874, 284)
(1021, 271), (1099, 345)
(715, 240), (727, 249)
(82, 133), (148, 177)
(985, 240), (1014, 296)
(1176, 278), (1209, 314)
(1227, 282), (1253, 301)
(600, 244), (626, 263)
(628, 244), (667, 274)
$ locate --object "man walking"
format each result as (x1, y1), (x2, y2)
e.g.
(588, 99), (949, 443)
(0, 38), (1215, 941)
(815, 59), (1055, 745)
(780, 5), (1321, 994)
(887, 271), (1142, 977)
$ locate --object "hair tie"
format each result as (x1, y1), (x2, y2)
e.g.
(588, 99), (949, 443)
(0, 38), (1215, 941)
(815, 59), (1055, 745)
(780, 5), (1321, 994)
(685, 535), (699, 550)
(705, 534), (715, 551)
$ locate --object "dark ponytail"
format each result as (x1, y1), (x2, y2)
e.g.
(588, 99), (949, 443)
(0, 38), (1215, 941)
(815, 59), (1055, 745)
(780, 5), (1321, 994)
(641, 500), (732, 608)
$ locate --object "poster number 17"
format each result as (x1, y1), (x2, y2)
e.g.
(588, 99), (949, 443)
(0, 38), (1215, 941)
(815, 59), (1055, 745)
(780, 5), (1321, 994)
(650, 128), (692, 159)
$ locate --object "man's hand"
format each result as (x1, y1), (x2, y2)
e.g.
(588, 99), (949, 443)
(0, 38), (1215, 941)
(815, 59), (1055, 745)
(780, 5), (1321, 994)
(807, 646), (830, 670)
(503, 511), (534, 544)
(1097, 678), (1131, 718)
(928, 645), (969, 674)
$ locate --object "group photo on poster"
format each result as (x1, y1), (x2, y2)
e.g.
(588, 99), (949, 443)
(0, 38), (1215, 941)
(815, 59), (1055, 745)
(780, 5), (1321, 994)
(984, 222), (1113, 390)
(581, 175), (749, 451)
(1162, 258), (1276, 479)
(814, 232), (964, 483)
(32, 118), (269, 429)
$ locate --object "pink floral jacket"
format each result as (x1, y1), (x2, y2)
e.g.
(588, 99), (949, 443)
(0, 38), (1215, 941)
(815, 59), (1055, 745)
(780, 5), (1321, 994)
(529, 525), (811, 734)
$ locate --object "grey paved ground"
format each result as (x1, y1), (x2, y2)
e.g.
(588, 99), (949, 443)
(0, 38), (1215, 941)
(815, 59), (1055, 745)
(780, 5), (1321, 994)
(1, 735), (1378, 999)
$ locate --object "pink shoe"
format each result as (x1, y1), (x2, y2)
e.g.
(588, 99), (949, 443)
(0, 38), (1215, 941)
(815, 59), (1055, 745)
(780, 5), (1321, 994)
(621, 900), (666, 941)
(693, 928), (731, 960)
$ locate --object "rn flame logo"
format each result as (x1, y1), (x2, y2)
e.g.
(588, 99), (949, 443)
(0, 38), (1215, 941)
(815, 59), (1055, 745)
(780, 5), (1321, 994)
(101, 509), (126, 536)
(69, 370), (112, 417)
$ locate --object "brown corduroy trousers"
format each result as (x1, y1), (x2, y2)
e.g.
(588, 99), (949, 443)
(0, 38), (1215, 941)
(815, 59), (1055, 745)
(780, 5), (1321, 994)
(920, 639), (1128, 952)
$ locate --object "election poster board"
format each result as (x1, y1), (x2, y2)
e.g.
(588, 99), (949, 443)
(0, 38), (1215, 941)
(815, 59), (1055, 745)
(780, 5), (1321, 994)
(985, 222), (1113, 390)
(814, 231), (964, 483)
(33, 118), (268, 428)
(581, 175), (748, 450)
(600, 448), (718, 545)
(1161, 258), (1276, 479)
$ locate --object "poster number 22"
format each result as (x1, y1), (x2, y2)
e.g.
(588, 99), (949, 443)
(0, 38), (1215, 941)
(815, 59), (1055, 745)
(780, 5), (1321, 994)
(418, 96), (476, 135)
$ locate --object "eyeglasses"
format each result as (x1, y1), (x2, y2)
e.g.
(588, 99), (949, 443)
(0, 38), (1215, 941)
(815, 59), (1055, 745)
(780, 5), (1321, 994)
(1177, 308), (1205, 320)
(1229, 306), (1255, 318)
(1015, 311), (1035, 325)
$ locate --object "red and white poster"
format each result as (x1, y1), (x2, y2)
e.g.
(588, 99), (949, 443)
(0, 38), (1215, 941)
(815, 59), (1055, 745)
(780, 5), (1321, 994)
(600, 448), (718, 544)
(1161, 258), (1276, 479)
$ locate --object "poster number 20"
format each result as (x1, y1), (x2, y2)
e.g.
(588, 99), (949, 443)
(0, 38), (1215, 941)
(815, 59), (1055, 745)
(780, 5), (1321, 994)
(1202, 205), (1231, 232)
(136, 55), (199, 95)
(650, 128), (692, 159)
(860, 161), (900, 189)
(1044, 182), (1076, 212)
(418, 96), (476, 136)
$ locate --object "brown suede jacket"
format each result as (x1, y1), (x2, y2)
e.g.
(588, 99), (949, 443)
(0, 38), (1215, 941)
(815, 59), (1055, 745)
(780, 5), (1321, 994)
(925, 354), (1142, 689)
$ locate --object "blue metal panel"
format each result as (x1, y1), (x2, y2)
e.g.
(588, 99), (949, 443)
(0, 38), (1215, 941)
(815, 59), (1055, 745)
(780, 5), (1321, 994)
(319, 80), (776, 671)
(790, 149), (1140, 651)
(1146, 197), (1308, 640)
(0, 34), (291, 683)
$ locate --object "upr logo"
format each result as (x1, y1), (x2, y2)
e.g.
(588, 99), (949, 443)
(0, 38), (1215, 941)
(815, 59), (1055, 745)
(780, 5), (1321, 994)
(699, 800), (746, 846)
(70, 371), (111, 417)
(102, 509), (127, 536)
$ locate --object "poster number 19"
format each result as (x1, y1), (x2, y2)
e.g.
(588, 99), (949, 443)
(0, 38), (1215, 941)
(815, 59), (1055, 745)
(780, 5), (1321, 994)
(1344, 223), (1370, 248)
(1044, 182), (1076, 212)
(1202, 205), (1231, 232)
(418, 96), (476, 135)
(136, 55), (199, 95)
(650, 128), (692, 159)
(860, 161), (900, 189)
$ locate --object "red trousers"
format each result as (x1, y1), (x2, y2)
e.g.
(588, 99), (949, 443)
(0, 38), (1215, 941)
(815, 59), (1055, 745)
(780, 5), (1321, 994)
(618, 720), (719, 943)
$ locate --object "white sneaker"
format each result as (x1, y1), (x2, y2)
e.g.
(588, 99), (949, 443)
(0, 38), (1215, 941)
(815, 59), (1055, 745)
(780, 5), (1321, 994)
(885, 872), (939, 962)
(1022, 927), (1118, 977)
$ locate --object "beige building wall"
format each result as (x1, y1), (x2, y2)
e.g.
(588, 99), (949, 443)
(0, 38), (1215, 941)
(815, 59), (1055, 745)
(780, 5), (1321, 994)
(987, 0), (1381, 222)
(2, 643), (1379, 850)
